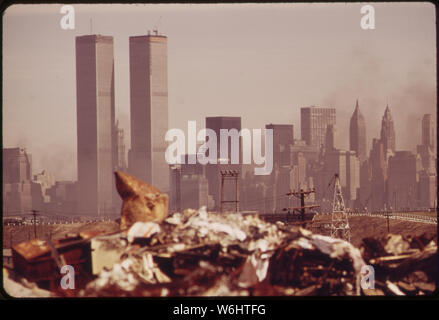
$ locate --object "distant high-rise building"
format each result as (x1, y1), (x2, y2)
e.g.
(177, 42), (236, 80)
(266, 124), (294, 168)
(345, 150), (360, 204)
(2, 147), (33, 215)
(357, 159), (372, 211)
(417, 113), (436, 175)
(115, 121), (127, 171)
(180, 175), (209, 211)
(76, 34), (115, 216)
(46, 181), (79, 215)
(3, 147), (32, 184)
(380, 105), (396, 156)
(422, 114), (436, 151)
(369, 138), (387, 211)
(349, 99), (367, 162)
(128, 34), (169, 192)
(325, 124), (337, 152)
(418, 171), (437, 209)
(387, 151), (421, 210)
(301, 106), (336, 148)
(205, 116), (242, 211)
(33, 169), (55, 203)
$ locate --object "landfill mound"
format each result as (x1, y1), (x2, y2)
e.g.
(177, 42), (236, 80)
(79, 208), (365, 297)
(4, 208), (437, 297)
(3, 171), (437, 297)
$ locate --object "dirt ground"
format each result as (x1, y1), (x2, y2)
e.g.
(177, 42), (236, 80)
(3, 221), (120, 249)
(3, 215), (437, 250)
(312, 215), (437, 247)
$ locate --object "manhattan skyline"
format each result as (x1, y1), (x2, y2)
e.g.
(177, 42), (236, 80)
(3, 3), (436, 181)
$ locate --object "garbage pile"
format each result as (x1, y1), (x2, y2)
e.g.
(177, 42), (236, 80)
(4, 172), (437, 297)
(359, 233), (437, 296)
(78, 207), (366, 297)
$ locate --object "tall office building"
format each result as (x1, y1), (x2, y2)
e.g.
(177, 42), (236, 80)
(3, 147), (33, 215)
(128, 34), (169, 192)
(369, 138), (387, 211)
(76, 35), (115, 216)
(265, 124), (294, 168)
(205, 116), (242, 211)
(387, 151), (421, 210)
(301, 106), (336, 148)
(417, 114), (436, 174)
(422, 114), (436, 151)
(349, 99), (367, 162)
(380, 105), (396, 156)
(345, 150), (360, 204)
(115, 120), (127, 171)
(325, 124), (337, 152)
(418, 171), (437, 208)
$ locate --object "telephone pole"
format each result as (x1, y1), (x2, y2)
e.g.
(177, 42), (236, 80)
(283, 188), (319, 226)
(31, 209), (39, 239)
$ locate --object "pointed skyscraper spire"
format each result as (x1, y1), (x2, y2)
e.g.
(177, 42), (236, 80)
(350, 99), (367, 162)
(380, 104), (395, 154)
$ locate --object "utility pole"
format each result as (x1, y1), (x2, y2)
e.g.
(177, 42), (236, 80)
(330, 174), (351, 242)
(31, 209), (38, 239)
(283, 188), (318, 224)
(386, 210), (391, 233)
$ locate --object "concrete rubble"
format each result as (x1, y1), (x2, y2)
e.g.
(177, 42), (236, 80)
(4, 173), (437, 297)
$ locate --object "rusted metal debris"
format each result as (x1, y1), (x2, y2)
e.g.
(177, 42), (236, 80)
(115, 171), (169, 230)
(6, 208), (437, 297)
(77, 208), (370, 297)
(359, 234), (437, 295)
(5, 175), (437, 297)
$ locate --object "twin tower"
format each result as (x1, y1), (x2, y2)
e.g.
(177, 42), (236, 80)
(75, 33), (169, 216)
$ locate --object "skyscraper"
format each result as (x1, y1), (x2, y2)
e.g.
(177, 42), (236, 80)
(387, 151), (421, 210)
(325, 124), (337, 152)
(369, 138), (387, 211)
(380, 105), (396, 156)
(3, 147), (33, 215)
(349, 99), (367, 162)
(265, 124), (294, 168)
(115, 120), (127, 171)
(417, 114), (436, 174)
(301, 107), (336, 148)
(76, 34), (115, 216)
(422, 114), (436, 151)
(128, 34), (169, 192)
(205, 116), (242, 211)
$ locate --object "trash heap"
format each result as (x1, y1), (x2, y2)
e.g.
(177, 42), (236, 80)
(4, 172), (437, 297)
(76, 207), (366, 297)
(359, 233), (437, 296)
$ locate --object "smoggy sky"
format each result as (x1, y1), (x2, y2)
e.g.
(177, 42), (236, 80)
(2, 3), (436, 181)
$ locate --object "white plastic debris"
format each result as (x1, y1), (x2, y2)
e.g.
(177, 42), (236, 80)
(237, 253), (270, 288)
(185, 207), (247, 241)
(127, 221), (161, 243)
(165, 213), (183, 225)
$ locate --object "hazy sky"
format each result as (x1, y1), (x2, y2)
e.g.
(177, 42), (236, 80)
(3, 3), (436, 181)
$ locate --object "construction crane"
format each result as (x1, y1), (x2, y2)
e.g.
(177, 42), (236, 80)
(330, 174), (351, 242)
